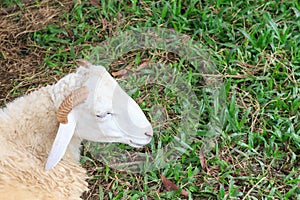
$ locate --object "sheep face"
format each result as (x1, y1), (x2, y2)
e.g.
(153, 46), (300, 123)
(75, 67), (153, 147)
(46, 65), (153, 170)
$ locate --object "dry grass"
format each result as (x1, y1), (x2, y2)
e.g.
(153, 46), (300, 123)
(0, 0), (74, 105)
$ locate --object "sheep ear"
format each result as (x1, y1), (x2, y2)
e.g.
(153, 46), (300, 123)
(45, 112), (76, 170)
(46, 86), (88, 170)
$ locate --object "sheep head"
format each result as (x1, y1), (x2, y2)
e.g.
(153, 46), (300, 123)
(45, 61), (153, 170)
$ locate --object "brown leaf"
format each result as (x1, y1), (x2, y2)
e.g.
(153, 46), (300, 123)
(180, 189), (189, 198)
(137, 62), (149, 70)
(161, 174), (178, 191)
(111, 69), (128, 77)
(89, 0), (101, 8)
(161, 174), (188, 198)
(199, 150), (207, 171)
(125, 64), (132, 70)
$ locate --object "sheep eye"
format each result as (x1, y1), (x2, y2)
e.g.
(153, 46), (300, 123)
(96, 112), (112, 119)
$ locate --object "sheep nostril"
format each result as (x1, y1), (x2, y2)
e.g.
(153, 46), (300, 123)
(145, 132), (153, 137)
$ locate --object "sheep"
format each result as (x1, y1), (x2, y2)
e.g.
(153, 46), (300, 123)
(0, 60), (153, 200)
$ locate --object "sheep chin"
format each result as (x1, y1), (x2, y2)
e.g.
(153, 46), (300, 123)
(128, 140), (151, 148)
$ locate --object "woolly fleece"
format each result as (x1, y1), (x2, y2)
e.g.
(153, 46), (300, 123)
(0, 77), (89, 199)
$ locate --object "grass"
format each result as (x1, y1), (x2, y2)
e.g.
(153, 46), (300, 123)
(0, 0), (299, 199)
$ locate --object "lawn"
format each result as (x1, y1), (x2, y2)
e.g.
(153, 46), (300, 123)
(0, 0), (299, 199)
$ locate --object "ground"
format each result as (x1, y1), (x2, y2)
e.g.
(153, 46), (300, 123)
(0, 0), (299, 199)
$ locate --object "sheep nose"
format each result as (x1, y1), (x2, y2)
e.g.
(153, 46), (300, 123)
(145, 132), (153, 137)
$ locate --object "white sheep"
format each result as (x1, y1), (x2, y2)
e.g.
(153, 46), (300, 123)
(0, 60), (153, 200)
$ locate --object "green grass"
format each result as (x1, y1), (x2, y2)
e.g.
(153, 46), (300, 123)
(2, 0), (300, 199)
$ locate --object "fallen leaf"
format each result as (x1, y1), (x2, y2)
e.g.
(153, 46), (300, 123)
(111, 62), (154, 77)
(125, 65), (132, 70)
(161, 174), (178, 191)
(137, 62), (149, 70)
(199, 150), (207, 171)
(112, 69), (128, 77)
(161, 174), (188, 198)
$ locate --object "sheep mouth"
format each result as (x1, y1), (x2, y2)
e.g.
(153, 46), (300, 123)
(129, 140), (148, 148)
